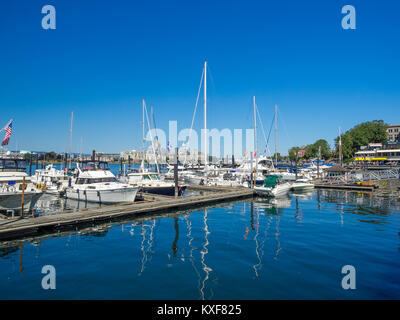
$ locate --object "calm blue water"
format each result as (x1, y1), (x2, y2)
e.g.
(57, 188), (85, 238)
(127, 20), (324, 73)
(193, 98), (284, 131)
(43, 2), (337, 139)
(0, 189), (399, 299)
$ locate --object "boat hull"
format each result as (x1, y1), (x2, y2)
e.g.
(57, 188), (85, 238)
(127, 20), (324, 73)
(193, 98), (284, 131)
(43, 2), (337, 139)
(291, 183), (314, 192)
(65, 186), (138, 204)
(254, 183), (292, 197)
(0, 191), (43, 213)
(141, 185), (186, 196)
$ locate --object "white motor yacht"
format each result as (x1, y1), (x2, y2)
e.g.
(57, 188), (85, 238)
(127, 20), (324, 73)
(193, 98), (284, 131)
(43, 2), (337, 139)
(65, 160), (139, 204)
(291, 178), (315, 192)
(254, 175), (292, 198)
(0, 157), (42, 214)
(125, 169), (186, 196)
(31, 164), (69, 195)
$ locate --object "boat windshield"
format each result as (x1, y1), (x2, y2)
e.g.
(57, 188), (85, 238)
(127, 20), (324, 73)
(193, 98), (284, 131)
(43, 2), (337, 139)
(75, 177), (116, 184)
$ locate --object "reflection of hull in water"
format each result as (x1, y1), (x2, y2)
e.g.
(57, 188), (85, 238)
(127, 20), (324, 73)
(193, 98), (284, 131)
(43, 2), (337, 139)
(0, 191), (42, 213)
(33, 193), (64, 213)
(255, 194), (292, 209)
(291, 189), (314, 199)
(63, 198), (102, 211)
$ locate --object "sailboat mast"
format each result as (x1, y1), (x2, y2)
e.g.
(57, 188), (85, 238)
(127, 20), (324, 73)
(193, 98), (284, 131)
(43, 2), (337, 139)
(69, 111), (74, 168)
(339, 126), (343, 166)
(274, 104), (278, 165)
(204, 61), (207, 170)
(253, 96), (258, 176)
(142, 99), (145, 166)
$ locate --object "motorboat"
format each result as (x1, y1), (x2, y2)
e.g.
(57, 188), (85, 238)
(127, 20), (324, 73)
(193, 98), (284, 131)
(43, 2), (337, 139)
(254, 175), (292, 197)
(290, 178), (315, 192)
(125, 169), (186, 196)
(31, 164), (69, 195)
(64, 160), (139, 204)
(0, 157), (42, 214)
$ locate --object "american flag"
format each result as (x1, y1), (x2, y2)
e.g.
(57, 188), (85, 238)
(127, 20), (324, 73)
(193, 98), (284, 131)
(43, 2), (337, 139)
(1, 119), (13, 146)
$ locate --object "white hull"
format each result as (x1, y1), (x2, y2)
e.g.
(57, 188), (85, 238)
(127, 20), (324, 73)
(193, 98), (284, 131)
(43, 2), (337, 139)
(0, 191), (42, 212)
(254, 182), (292, 197)
(65, 186), (138, 204)
(291, 183), (314, 191)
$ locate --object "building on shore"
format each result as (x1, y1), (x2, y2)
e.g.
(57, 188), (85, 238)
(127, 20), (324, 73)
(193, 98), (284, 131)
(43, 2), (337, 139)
(355, 137), (400, 165)
(387, 124), (400, 142)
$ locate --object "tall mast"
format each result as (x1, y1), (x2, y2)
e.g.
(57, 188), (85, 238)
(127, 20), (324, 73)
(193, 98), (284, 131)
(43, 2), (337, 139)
(204, 60), (207, 170)
(274, 104), (278, 165)
(339, 127), (342, 165)
(253, 96), (258, 176)
(142, 99), (145, 167)
(69, 111), (74, 168)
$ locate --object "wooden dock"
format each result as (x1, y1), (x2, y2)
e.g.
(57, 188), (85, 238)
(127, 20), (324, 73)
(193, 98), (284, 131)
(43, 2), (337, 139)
(0, 186), (254, 241)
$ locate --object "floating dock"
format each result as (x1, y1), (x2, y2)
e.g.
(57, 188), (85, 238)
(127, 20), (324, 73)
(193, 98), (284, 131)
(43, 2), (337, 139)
(0, 186), (254, 241)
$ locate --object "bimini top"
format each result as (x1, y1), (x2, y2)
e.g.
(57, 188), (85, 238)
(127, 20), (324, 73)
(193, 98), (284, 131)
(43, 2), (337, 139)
(263, 175), (281, 188)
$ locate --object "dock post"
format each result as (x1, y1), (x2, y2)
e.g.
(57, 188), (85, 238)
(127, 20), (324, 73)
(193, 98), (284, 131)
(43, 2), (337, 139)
(20, 176), (26, 218)
(174, 147), (178, 198)
(29, 153), (32, 176)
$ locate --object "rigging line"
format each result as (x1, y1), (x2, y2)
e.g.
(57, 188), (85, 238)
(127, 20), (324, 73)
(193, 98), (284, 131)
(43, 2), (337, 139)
(144, 101), (160, 173)
(277, 107), (294, 150)
(255, 103), (273, 157)
(184, 67), (204, 165)
(266, 111), (275, 146)
(151, 107), (162, 157)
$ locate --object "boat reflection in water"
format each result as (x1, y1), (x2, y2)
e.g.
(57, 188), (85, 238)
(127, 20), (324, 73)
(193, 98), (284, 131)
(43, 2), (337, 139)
(1, 189), (400, 299)
(33, 193), (102, 213)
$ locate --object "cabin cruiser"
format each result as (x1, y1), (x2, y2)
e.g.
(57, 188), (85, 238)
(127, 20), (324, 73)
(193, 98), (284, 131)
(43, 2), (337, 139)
(0, 157), (42, 214)
(125, 169), (186, 196)
(290, 178), (314, 192)
(254, 175), (292, 198)
(64, 161), (139, 204)
(31, 164), (69, 195)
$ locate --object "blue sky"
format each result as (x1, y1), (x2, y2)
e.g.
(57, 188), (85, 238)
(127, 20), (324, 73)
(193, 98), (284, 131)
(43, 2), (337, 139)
(0, 0), (399, 155)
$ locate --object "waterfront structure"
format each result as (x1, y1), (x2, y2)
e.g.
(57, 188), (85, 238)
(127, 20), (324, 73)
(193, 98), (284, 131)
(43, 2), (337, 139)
(355, 141), (400, 164)
(387, 124), (400, 142)
(324, 165), (350, 180)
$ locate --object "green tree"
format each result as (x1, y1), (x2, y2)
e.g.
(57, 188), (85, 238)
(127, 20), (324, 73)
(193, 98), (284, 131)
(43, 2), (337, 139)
(334, 120), (388, 162)
(288, 147), (300, 161)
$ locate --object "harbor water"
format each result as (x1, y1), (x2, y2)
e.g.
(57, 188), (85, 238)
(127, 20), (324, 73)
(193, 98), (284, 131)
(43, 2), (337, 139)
(0, 189), (399, 299)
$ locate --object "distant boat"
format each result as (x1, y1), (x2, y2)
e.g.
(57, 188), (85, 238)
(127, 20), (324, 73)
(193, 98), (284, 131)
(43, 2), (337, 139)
(65, 160), (139, 204)
(31, 164), (68, 195)
(290, 178), (314, 192)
